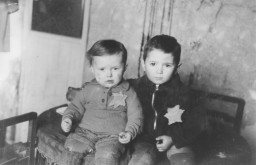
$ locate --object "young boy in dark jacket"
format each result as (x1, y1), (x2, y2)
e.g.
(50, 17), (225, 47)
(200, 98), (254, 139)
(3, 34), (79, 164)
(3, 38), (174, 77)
(128, 35), (205, 165)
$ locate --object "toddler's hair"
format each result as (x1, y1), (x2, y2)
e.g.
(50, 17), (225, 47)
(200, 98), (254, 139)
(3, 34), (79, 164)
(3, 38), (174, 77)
(143, 35), (181, 66)
(87, 39), (127, 65)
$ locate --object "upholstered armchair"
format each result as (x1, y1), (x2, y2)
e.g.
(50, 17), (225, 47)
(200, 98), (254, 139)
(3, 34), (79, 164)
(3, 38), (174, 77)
(35, 87), (252, 165)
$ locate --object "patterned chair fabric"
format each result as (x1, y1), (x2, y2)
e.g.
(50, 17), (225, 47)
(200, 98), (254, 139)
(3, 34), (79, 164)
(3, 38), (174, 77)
(36, 89), (252, 165)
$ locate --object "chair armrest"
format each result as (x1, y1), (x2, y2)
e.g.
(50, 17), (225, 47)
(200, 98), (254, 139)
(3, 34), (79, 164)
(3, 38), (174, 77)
(0, 112), (37, 165)
(0, 112), (37, 127)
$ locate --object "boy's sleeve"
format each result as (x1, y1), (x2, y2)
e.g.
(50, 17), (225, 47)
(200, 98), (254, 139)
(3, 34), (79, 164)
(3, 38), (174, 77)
(125, 87), (144, 140)
(62, 89), (86, 123)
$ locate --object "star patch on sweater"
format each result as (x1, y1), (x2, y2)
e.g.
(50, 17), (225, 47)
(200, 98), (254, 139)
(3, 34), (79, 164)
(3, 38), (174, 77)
(109, 92), (127, 108)
(164, 105), (184, 125)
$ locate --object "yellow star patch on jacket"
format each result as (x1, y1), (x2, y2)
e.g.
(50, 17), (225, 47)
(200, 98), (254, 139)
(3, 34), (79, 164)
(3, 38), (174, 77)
(109, 92), (127, 108)
(164, 105), (184, 125)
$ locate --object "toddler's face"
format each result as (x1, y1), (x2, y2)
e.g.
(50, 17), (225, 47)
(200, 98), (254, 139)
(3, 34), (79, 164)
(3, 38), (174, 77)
(91, 53), (125, 88)
(142, 49), (176, 85)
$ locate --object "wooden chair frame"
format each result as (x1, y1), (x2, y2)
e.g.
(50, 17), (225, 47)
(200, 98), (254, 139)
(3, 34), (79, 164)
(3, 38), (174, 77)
(205, 91), (245, 134)
(191, 89), (245, 134)
(0, 112), (37, 165)
(189, 73), (245, 134)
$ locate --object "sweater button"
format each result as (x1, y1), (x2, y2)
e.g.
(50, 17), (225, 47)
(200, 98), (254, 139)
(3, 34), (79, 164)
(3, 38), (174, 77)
(102, 99), (105, 103)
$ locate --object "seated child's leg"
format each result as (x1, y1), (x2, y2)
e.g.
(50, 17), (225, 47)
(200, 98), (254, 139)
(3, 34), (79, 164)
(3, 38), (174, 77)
(83, 153), (95, 165)
(64, 127), (95, 154)
(166, 145), (195, 165)
(128, 141), (157, 165)
(94, 135), (125, 165)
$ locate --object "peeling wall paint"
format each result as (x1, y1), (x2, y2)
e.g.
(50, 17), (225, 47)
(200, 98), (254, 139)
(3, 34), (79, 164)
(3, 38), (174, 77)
(171, 0), (256, 159)
(0, 55), (20, 120)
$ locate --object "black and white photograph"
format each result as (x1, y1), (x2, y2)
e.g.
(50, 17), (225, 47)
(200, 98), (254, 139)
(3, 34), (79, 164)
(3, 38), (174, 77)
(0, 0), (255, 165)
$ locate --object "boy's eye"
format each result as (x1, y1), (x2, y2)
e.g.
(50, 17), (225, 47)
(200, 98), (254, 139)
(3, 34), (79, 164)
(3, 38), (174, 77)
(99, 68), (105, 71)
(165, 64), (174, 68)
(149, 62), (156, 66)
(113, 67), (119, 70)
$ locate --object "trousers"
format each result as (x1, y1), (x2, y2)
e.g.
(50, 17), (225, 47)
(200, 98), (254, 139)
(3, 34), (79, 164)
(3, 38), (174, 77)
(65, 127), (125, 165)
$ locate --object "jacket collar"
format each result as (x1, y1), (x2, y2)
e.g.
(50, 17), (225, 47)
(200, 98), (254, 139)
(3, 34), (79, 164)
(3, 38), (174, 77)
(90, 78), (129, 91)
(140, 73), (181, 90)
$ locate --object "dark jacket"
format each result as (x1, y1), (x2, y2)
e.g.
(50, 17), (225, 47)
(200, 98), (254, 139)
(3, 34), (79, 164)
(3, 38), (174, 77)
(129, 74), (205, 148)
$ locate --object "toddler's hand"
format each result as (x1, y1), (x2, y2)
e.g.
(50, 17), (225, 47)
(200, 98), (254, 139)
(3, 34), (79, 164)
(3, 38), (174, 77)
(61, 118), (72, 132)
(118, 131), (132, 144)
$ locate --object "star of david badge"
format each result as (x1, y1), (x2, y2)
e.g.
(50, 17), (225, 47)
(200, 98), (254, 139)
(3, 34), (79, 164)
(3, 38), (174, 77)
(109, 92), (127, 108)
(164, 105), (185, 125)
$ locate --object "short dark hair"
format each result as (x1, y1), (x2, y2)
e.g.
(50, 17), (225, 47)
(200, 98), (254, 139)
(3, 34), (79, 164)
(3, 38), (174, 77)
(87, 39), (127, 65)
(143, 35), (181, 66)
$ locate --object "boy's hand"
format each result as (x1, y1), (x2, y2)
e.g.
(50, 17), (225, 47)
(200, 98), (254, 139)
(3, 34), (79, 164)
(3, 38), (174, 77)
(61, 118), (72, 133)
(118, 131), (132, 144)
(156, 135), (173, 152)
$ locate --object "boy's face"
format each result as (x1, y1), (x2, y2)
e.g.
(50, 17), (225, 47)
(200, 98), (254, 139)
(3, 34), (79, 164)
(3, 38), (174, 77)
(91, 53), (125, 88)
(142, 49), (176, 85)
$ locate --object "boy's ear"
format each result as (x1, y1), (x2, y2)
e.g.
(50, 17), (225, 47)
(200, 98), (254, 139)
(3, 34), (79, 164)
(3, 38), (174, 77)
(141, 58), (146, 71)
(174, 63), (182, 73)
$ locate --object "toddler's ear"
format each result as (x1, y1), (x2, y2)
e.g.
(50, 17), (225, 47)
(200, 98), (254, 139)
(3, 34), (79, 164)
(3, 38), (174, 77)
(124, 64), (128, 71)
(90, 66), (94, 73)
